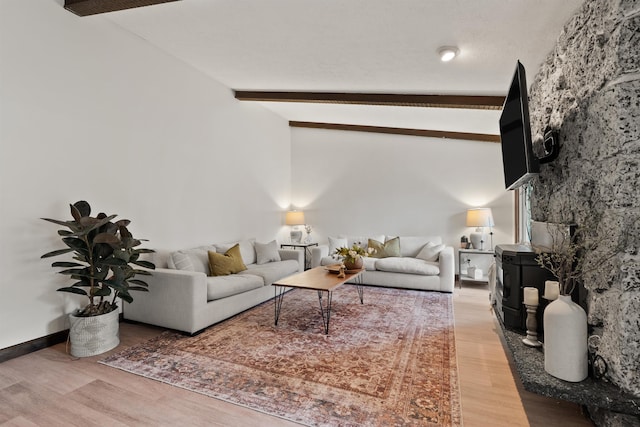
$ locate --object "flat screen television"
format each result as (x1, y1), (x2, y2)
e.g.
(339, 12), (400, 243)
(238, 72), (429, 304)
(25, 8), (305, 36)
(499, 61), (539, 190)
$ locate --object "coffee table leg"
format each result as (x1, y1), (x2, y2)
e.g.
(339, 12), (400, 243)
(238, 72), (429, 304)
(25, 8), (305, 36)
(274, 286), (286, 326)
(354, 274), (364, 304)
(355, 285), (364, 304)
(317, 290), (333, 334)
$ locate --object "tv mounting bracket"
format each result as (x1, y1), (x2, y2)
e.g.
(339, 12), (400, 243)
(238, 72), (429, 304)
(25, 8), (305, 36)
(538, 129), (560, 164)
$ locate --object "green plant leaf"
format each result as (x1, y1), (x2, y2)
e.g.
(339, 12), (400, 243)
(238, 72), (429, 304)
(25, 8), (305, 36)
(70, 280), (90, 287)
(127, 286), (149, 292)
(62, 237), (88, 251)
(73, 201), (91, 217)
(78, 214), (118, 234)
(102, 277), (124, 286)
(92, 287), (111, 297)
(119, 292), (133, 304)
(70, 203), (83, 222)
(58, 268), (88, 276)
(51, 261), (84, 268)
(79, 217), (101, 227)
(128, 279), (149, 287)
(132, 260), (155, 269)
(115, 219), (131, 227)
(132, 269), (153, 276)
(41, 218), (76, 228)
(57, 286), (88, 296)
(101, 257), (127, 266)
(93, 233), (120, 245)
(135, 249), (155, 254)
(93, 268), (109, 281)
(57, 230), (73, 236)
(41, 248), (74, 258)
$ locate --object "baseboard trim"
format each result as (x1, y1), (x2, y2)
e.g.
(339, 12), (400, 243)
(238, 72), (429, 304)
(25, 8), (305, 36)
(0, 330), (69, 363)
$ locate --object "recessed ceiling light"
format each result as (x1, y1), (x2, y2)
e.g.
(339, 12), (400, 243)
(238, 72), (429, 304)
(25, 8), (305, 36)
(438, 46), (459, 62)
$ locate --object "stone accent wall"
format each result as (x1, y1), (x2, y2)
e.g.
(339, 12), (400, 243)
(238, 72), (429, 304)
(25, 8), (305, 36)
(527, 0), (639, 409)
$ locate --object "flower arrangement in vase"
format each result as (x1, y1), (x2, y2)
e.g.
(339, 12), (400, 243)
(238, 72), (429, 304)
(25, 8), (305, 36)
(333, 242), (375, 270)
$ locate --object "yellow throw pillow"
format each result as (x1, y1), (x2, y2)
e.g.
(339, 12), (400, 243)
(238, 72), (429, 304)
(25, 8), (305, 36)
(368, 237), (401, 258)
(208, 244), (247, 276)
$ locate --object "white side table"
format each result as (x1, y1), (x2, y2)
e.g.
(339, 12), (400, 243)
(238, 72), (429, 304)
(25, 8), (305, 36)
(458, 248), (495, 287)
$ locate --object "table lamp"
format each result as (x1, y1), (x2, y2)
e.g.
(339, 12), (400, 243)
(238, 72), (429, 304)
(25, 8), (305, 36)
(285, 210), (305, 243)
(466, 208), (494, 250)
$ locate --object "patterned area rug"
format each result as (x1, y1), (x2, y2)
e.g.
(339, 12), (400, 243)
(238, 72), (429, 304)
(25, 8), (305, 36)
(102, 285), (461, 426)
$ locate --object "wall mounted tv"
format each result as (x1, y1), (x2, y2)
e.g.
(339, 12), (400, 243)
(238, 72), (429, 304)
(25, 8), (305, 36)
(499, 61), (539, 190)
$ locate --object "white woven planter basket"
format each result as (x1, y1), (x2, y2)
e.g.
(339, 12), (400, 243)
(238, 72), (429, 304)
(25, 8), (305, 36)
(69, 308), (120, 357)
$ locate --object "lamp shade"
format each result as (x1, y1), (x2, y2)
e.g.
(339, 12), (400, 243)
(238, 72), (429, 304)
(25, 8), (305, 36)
(285, 210), (305, 226)
(466, 208), (494, 227)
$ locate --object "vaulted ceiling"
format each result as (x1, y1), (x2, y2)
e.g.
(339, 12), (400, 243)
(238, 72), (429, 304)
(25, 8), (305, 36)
(66, 0), (585, 142)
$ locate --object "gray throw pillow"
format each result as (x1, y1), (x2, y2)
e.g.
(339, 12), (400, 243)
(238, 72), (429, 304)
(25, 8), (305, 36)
(255, 240), (281, 265)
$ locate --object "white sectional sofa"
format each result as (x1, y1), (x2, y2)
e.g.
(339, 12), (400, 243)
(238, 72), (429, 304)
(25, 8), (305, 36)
(124, 239), (303, 335)
(311, 235), (455, 293)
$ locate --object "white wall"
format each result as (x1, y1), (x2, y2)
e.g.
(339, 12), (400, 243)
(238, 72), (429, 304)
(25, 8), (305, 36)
(290, 128), (514, 255)
(0, 0), (291, 349)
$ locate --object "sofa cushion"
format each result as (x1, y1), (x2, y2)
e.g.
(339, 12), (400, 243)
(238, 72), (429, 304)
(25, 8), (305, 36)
(255, 240), (282, 264)
(168, 245), (216, 273)
(215, 239), (256, 265)
(240, 259), (299, 286)
(208, 244), (247, 276)
(206, 274), (264, 301)
(393, 236), (443, 257)
(368, 237), (401, 258)
(375, 257), (440, 276)
(363, 256), (377, 271)
(416, 242), (446, 262)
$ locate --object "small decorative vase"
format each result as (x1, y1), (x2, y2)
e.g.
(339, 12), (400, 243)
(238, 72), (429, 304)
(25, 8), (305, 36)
(543, 294), (588, 382)
(343, 257), (363, 270)
(68, 309), (120, 357)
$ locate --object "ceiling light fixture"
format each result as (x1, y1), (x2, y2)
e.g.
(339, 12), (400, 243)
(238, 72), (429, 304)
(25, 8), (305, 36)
(438, 46), (459, 62)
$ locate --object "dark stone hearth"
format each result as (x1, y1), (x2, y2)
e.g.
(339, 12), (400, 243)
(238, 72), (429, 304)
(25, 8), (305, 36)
(497, 314), (640, 418)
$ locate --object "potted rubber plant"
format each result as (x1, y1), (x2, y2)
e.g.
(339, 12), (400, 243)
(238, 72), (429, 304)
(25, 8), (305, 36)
(41, 201), (155, 357)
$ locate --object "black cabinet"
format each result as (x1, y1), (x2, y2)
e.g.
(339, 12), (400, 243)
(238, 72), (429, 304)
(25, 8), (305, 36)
(495, 244), (556, 333)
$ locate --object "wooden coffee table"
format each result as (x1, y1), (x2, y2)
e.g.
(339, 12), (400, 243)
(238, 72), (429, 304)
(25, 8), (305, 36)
(272, 265), (364, 334)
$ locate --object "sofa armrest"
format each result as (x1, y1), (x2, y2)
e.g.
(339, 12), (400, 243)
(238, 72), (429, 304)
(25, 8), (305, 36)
(311, 245), (329, 268)
(278, 249), (304, 272)
(438, 246), (455, 292)
(124, 268), (207, 333)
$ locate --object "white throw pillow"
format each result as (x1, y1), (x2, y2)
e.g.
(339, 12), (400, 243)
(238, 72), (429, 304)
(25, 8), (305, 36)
(255, 240), (282, 265)
(169, 251), (194, 271)
(169, 245), (216, 273)
(416, 242), (445, 262)
(328, 236), (348, 256)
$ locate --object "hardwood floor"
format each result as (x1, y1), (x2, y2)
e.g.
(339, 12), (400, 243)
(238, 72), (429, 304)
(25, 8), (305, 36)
(454, 284), (593, 427)
(0, 284), (593, 426)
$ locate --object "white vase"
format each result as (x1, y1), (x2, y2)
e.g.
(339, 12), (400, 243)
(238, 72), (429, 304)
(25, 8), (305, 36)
(543, 294), (588, 382)
(68, 309), (120, 357)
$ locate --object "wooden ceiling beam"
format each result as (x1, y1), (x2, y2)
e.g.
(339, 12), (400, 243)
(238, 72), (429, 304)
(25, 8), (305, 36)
(235, 91), (505, 110)
(64, 0), (181, 16)
(289, 121), (501, 143)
